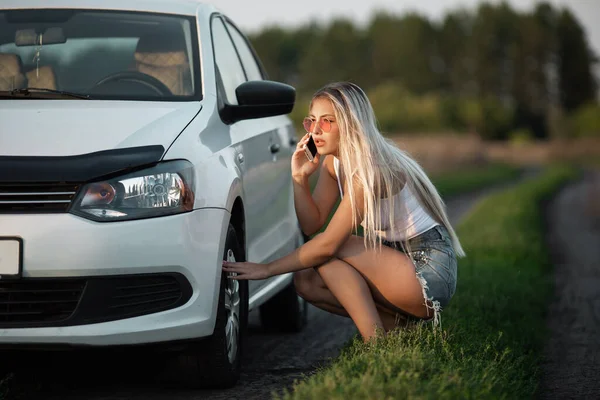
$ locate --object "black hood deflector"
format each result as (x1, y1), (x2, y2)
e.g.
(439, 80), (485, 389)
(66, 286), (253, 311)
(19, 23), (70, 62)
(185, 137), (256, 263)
(0, 145), (165, 183)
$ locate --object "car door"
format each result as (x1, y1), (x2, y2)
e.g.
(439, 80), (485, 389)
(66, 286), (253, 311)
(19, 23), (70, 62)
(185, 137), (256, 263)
(211, 16), (285, 295)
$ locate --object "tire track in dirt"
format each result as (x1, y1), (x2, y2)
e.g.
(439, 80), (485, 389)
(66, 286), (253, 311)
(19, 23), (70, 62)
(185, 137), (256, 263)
(0, 168), (539, 400)
(539, 168), (600, 399)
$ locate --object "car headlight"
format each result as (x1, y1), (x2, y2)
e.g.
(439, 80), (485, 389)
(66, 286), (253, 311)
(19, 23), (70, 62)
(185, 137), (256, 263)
(69, 160), (195, 222)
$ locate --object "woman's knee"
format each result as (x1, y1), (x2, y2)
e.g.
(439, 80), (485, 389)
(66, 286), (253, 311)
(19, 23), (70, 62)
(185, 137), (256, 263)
(293, 269), (316, 300)
(315, 257), (344, 279)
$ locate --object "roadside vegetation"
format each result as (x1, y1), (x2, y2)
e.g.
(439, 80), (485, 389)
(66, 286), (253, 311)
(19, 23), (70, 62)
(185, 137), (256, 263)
(278, 163), (579, 399)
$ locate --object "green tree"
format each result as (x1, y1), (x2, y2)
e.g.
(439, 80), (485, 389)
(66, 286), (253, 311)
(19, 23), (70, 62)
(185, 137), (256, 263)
(556, 9), (598, 112)
(437, 9), (475, 96)
(365, 12), (403, 87)
(297, 18), (369, 92)
(470, 2), (519, 101)
(510, 3), (558, 138)
(249, 24), (320, 85)
(246, 2), (598, 138)
(367, 12), (441, 94)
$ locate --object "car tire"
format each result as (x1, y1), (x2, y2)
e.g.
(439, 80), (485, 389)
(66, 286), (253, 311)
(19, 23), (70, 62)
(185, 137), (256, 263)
(259, 281), (308, 333)
(177, 223), (248, 388)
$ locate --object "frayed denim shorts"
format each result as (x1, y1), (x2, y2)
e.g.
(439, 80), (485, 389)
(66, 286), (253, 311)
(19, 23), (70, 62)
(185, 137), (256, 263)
(381, 224), (458, 325)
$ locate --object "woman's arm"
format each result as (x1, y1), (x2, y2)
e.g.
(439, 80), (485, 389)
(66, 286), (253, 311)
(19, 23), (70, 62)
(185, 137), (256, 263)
(294, 156), (341, 236)
(266, 179), (365, 276)
(223, 162), (362, 280)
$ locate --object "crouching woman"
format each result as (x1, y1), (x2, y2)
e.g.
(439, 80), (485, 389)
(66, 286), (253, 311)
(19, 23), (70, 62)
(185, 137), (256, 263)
(223, 82), (465, 342)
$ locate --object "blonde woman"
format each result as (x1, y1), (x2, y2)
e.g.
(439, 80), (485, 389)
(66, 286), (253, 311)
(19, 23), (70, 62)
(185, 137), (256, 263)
(223, 82), (465, 342)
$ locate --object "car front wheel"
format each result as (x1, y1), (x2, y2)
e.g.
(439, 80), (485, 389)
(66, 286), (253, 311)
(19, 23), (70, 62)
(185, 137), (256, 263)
(177, 223), (248, 388)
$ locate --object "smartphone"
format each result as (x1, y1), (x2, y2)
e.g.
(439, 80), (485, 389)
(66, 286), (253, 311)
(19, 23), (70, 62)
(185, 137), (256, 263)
(304, 134), (318, 162)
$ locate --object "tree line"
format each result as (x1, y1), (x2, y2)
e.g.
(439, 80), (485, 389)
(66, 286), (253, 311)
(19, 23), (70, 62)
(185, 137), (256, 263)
(247, 1), (599, 140)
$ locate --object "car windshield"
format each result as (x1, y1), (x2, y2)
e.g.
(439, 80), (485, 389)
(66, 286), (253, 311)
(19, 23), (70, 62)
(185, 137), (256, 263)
(0, 9), (200, 101)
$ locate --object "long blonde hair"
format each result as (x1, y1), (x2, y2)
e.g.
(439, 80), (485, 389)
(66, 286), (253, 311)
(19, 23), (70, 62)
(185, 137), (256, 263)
(311, 82), (466, 258)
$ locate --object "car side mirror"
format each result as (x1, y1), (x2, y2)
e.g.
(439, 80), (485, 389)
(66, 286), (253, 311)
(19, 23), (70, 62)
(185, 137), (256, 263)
(221, 80), (296, 124)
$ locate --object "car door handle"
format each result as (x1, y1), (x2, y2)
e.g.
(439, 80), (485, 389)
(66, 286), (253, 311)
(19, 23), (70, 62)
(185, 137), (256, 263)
(269, 143), (280, 154)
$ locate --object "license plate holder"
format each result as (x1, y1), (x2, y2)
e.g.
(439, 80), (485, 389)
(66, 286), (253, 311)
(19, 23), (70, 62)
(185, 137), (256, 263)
(0, 237), (23, 280)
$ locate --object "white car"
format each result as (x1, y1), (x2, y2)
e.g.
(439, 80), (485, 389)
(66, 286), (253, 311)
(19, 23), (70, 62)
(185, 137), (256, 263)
(0, 0), (308, 388)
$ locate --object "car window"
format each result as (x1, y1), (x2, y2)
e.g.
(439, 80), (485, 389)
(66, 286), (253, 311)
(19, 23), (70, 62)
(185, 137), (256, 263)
(225, 21), (263, 81)
(0, 9), (200, 101)
(211, 17), (246, 105)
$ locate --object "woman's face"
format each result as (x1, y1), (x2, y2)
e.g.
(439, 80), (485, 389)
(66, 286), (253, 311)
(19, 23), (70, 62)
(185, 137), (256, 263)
(307, 97), (340, 157)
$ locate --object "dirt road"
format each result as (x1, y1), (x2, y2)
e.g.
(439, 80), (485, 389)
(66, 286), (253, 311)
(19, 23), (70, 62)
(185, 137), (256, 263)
(0, 169), (538, 400)
(539, 168), (600, 399)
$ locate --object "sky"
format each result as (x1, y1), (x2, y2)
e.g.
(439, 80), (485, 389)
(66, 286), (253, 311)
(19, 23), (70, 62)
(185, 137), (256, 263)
(213, 0), (600, 61)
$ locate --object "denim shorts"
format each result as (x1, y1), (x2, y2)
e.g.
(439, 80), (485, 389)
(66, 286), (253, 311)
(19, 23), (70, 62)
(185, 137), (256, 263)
(380, 224), (458, 325)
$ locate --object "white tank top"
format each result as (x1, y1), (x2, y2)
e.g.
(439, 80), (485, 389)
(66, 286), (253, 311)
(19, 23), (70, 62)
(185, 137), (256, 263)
(333, 156), (438, 241)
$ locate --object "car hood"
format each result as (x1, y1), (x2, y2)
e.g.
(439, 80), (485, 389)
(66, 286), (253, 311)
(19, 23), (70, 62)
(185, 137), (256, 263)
(0, 101), (201, 157)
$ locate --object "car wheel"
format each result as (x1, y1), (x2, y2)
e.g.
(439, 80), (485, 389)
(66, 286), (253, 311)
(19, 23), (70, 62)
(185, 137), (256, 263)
(259, 281), (308, 333)
(177, 223), (248, 388)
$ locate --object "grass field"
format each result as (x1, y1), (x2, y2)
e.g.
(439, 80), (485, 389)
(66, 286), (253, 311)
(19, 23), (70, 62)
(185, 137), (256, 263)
(277, 163), (579, 400)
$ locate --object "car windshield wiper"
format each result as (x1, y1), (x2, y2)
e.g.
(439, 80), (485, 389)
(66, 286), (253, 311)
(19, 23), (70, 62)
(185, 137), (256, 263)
(3, 87), (91, 100)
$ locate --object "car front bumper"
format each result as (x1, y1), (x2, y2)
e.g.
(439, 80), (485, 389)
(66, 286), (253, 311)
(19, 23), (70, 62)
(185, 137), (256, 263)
(0, 208), (230, 346)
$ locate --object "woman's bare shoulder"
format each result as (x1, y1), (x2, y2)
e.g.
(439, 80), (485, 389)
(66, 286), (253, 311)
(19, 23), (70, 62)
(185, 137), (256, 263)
(321, 155), (338, 180)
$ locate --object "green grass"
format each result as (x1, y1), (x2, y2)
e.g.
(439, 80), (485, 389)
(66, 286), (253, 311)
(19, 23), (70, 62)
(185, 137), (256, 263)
(278, 163), (580, 400)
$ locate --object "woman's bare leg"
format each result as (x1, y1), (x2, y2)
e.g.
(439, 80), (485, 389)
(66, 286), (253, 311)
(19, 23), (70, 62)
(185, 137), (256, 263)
(331, 236), (432, 321)
(295, 235), (431, 342)
(294, 269), (349, 317)
(294, 267), (404, 336)
(315, 258), (384, 340)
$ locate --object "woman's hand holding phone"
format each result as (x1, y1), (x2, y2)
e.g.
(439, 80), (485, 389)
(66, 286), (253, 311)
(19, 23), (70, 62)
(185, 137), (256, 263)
(292, 133), (320, 183)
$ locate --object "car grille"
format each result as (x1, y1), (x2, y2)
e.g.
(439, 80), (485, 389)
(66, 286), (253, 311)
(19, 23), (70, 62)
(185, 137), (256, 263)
(0, 182), (80, 213)
(0, 273), (192, 328)
(0, 280), (85, 325)
(103, 275), (188, 320)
